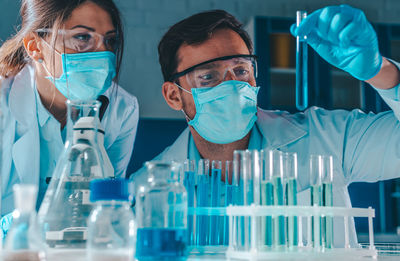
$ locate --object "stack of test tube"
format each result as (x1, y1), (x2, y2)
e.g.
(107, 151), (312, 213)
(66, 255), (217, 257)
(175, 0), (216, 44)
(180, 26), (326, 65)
(183, 159), (240, 250)
(181, 149), (308, 252)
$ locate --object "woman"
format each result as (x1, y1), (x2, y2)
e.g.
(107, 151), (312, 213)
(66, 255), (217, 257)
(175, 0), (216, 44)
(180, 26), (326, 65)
(0, 0), (138, 225)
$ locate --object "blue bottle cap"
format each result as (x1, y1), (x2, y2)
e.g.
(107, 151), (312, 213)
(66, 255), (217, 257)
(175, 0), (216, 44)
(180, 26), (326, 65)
(90, 178), (131, 202)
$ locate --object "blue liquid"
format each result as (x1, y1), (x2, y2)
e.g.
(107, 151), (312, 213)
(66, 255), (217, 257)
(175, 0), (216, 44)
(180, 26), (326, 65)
(311, 185), (323, 247)
(210, 169), (222, 245)
(136, 228), (188, 261)
(286, 178), (298, 247)
(296, 22), (308, 111)
(273, 176), (285, 247)
(224, 184), (239, 245)
(183, 171), (195, 244)
(323, 182), (333, 248)
(196, 174), (209, 245)
(261, 181), (274, 246)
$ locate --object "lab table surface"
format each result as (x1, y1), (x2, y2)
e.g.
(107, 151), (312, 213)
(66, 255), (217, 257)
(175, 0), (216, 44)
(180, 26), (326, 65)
(44, 249), (400, 261)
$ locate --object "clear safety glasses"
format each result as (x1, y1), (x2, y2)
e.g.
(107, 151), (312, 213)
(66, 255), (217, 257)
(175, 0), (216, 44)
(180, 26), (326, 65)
(36, 28), (120, 53)
(170, 54), (258, 88)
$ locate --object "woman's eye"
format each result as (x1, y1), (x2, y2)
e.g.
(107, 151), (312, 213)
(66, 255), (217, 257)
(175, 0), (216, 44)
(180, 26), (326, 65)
(73, 33), (92, 42)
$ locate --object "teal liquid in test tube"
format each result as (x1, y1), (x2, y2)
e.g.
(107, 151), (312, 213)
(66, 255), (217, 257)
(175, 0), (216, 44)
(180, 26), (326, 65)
(260, 150), (274, 247)
(233, 150), (254, 250)
(224, 160), (239, 245)
(309, 155), (323, 249)
(322, 155), (334, 249)
(270, 150), (286, 248)
(210, 160), (222, 245)
(183, 159), (196, 245)
(196, 159), (210, 245)
(296, 11), (308, 111)
(283, 152), (298, 249)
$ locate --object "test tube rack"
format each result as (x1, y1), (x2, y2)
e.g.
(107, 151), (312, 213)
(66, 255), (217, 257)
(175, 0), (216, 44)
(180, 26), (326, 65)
(225, 204), (377, 260)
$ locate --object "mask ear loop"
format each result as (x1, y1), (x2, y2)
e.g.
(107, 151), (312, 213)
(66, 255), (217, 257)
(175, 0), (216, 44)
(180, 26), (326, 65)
(174, 82), (193, 121)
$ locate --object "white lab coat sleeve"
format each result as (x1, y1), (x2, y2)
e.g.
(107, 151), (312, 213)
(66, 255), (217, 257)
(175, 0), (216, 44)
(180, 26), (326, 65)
(339, 108), (400, 184)
(107, 95), (139, 178)
(300, 107), (400, 185)
(371, 59), (400, 120)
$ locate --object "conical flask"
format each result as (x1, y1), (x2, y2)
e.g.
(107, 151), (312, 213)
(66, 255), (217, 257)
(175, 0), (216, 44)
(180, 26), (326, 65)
(3, 184), (46, 261)
(38, 100), (108, 249)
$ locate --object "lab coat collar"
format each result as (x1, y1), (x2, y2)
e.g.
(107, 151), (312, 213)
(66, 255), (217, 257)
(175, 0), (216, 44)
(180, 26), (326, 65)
(9, 64), (40, 185)
(256, 108), (308, 150)
(162, 128), (191, 161)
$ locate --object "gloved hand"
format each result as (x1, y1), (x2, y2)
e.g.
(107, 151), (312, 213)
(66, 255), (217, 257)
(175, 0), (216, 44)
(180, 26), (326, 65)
(290, 5), (382, 81)
(1, 212), (13, 239)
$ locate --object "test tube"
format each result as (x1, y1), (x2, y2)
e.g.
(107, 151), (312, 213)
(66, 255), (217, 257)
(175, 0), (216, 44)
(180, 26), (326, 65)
(283, 152), (298, 248)
(210, 160), (222, 245)
(224, 160), (239, 245)
(270, 150), (286, 248)
(196, 159), (210, 245)
(321, 155), (334, 249)
(233, 150), (253, 250)
(183, 159), (196, 245)
(296, 10), (308, 111)
(260, 149), (274, 247)
(309, 155), (323, 249)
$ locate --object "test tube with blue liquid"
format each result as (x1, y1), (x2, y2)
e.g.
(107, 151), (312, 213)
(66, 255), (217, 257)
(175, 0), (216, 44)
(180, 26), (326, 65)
(233, 150), (254, 250)
(196, 159), (210, 245)
(183, 159), (196, 245)
(296, 10), (308, 111)
(322, 155), (334, 249)
(309, 155), (323, 249)
(210, 160), (222, 245)
(224, 160), (239, 245)
(260, 149), (274, 247)
(283, 152), (299, 249)
(270, 150), (286, 248)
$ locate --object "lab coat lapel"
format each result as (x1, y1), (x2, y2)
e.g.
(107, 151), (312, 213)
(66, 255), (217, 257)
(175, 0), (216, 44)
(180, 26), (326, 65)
(9, 65), (40, 185)
(256, 108), (308, 149)
(160, 128), (190, 161)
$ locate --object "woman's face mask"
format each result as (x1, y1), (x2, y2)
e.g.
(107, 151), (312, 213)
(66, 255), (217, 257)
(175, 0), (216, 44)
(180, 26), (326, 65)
(40, 37), (117, 100)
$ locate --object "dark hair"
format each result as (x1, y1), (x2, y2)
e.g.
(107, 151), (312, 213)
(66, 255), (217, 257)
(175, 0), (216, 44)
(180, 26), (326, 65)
(0, 0), (124, 80)
(158, 9), (253, 82)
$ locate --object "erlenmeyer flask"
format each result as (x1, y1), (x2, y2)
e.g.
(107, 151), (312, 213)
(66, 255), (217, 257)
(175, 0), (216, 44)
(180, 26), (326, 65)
(3, 184), (46, 261)
(38, 100), (108, 249)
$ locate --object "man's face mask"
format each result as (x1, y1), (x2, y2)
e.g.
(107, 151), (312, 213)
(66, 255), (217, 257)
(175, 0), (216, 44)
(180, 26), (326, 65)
(172, 55), (260, 144)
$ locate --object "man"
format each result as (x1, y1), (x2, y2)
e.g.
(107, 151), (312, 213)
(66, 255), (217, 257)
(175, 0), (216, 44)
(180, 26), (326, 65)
(132, 5), (400, 245)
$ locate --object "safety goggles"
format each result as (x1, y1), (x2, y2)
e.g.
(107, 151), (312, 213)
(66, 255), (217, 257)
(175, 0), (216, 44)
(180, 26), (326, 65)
(36, 28), (120, 53)
(170, 54), (258, 88)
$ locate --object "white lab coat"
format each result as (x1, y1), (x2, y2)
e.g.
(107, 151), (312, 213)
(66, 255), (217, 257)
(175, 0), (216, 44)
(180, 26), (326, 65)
(0, 64), (139, 214)
(132, 62), (400, 246)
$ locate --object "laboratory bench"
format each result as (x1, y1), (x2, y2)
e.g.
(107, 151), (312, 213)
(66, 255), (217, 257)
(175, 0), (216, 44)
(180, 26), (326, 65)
(41, 249), (400, 261)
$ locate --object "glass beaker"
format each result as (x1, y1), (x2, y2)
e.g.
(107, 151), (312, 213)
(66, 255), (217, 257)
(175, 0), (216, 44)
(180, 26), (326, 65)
(135, 161), (188, 261)
(3, 184), (46, 261)
(38, 100), (107, 249)
(87, 179), (136, 261)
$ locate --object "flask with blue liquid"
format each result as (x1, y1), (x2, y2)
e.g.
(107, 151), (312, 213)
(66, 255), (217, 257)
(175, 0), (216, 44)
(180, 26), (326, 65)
(135, 161), (188, 261)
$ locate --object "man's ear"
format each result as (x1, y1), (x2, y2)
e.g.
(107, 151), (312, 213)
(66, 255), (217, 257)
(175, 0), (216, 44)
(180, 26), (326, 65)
(23, 32), (43, 62)
(162, 81), (183, 111)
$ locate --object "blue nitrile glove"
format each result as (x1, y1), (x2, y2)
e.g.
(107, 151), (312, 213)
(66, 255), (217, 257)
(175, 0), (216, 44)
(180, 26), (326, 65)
(1, 212), (13, 239)
(290, 5), (382, 81)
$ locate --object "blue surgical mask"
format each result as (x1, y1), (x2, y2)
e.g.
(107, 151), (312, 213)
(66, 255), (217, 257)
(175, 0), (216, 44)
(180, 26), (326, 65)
(177, 80), (260, 144)
(42, 41), (116, 100)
